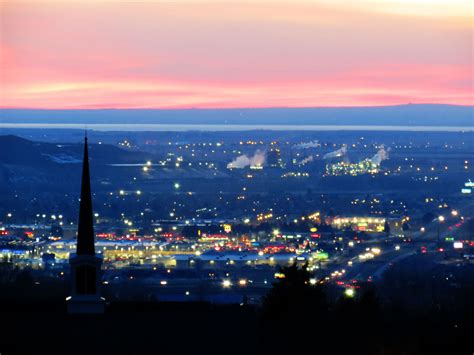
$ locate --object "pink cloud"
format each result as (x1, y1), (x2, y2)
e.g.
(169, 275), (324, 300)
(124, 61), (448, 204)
(0, 2), (472, 109)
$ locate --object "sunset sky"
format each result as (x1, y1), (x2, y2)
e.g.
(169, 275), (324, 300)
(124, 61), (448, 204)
(0, 0), (472, 109)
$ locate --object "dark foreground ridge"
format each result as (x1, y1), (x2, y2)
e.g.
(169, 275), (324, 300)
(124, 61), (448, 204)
(0, 264), (472, 355)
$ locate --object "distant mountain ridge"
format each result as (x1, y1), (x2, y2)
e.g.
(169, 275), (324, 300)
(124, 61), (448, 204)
(1, 104), (472, 126)
(0, 135), (152, 189)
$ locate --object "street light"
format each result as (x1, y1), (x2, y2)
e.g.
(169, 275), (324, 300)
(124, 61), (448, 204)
(344, 288), (355, 298)
(222, 279), (232, 288)
(451, 210), (458, 217)
(437, 215), (445, 245)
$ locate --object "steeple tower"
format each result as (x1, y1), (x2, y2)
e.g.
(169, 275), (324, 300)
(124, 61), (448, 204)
(76, 136), (95, 256)
(67, 136), (104, 313)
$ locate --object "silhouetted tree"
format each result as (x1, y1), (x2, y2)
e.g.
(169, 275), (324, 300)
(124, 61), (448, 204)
(261, 262), (327, 321)
(15, 269), (33, 286)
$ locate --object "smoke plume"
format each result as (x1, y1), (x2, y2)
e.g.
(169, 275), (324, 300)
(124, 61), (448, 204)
(298, 156), (314, 165)
(227, 155), (251, 169)
(370, 146), (390, 165)
(294, 140), (320, 149)
(323, 145), (347, 160)
(227, 150), (266, 169)
(250, 150), (266, 168)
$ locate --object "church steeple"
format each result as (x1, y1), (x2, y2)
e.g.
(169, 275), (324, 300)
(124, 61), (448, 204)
(77, 136), (95, 255)
(67, 136), (104, 313)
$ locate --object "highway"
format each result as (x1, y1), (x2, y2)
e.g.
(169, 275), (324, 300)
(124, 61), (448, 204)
(323, 212), (468, 286)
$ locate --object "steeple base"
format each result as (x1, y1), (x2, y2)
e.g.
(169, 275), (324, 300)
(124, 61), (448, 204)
(68, 254), (105, 314)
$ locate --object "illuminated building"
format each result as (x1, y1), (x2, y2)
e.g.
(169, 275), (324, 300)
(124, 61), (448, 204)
(461, 180), (473, 194)
(267, 147), (284, 168)
(325, 159), (380, 176)
(330, 216), (386, 232)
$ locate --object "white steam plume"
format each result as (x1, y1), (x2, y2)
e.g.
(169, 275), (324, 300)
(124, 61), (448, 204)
(294, 140), (320, 149)
(370, 146), (390, 165)
(227, 155), (251, 169)
(250, 150), (266, 168)
(323, 145), (347, 160)
(227, 150), (266, 169)
(298, 156), (314, 165)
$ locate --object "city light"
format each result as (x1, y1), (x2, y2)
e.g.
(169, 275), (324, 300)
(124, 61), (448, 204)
(344, 288), (355, 298)
(438, 215), (445, 222)
(451, 210), (458, 217)
(371, 248), (381, 255)
(222, 279), (232, 288)
(359, 252), (375, 260)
